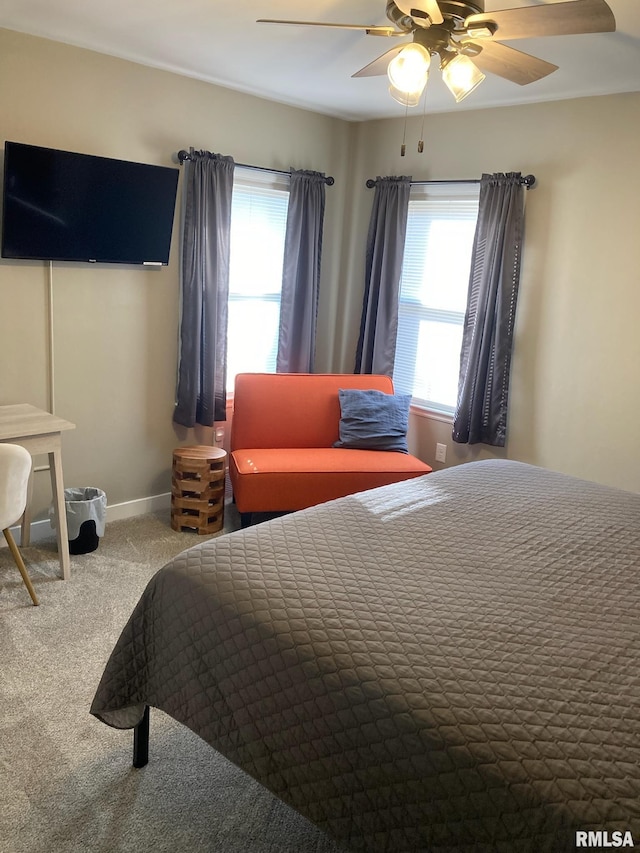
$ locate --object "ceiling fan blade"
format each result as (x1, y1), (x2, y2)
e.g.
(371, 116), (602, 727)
(465, 0), (615, 41)
(352, 45), (408, 77)
(393, 1), (444, 26)
(256, 19), (400, 36)
(465, 40), (558, 84)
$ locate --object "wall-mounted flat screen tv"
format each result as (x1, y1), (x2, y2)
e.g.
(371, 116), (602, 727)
(1, 141), (179, 265)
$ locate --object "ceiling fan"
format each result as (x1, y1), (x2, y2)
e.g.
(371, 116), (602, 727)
(257, 0), (616, 106)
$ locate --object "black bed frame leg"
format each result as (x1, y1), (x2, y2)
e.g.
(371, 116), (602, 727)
(133, 705), (150, 768)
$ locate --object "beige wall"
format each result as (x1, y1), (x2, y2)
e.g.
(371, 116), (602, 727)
(336, 94), (640, 492)
(1, 27), (638, 524)
(0, 28), (352, 518)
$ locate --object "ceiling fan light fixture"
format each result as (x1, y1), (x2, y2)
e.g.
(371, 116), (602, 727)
(441, 53), (485, 102)
(387, 43), (431, 97)
(388, 83), (424, 107)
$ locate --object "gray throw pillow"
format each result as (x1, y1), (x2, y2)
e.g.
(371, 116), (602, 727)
(333, 388), (411, 453)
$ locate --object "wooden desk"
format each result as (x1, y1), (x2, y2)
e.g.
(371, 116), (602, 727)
(0, 404), (76, 580)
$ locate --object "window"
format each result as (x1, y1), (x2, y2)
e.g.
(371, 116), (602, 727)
(226, 167), (290, 388)
(393, 182), (479, 415)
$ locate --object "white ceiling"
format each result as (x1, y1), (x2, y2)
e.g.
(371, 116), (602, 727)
(1, 0), (639, 121)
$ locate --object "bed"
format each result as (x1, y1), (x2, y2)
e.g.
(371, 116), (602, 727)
(91, 460), (640, 852)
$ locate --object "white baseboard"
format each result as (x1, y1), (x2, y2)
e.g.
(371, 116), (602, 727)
(3, 493), (172, 546)
(105, 492), (172, 522)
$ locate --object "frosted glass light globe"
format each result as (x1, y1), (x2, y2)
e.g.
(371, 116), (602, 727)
(387, 44), (431, 97)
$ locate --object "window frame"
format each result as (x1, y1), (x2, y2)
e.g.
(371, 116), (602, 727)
(393, 181), (480, 419)
(226, 166), (290, 392)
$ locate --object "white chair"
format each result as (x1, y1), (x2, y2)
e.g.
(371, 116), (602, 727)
(0, 444), (39, 606)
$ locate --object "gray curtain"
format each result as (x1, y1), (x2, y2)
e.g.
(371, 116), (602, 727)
(173, 151), (235, 427)
(276, 169), (326, 373)
(453, 172), (525, 446)
(355, 176), (411, 375)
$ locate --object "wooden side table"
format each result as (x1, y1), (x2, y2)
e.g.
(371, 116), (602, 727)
(171, 446), (226, 535)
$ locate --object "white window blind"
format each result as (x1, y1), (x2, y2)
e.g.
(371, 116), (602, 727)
(227, 167), (290, 388)
(393, 182), (479, 415)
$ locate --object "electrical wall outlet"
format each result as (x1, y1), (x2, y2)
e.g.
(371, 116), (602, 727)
(435, 442), (447, 463)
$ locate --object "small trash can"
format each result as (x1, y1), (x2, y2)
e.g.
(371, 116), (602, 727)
(50, 487), (107, 555)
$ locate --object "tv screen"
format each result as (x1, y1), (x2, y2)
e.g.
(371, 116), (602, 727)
(1, 142), (179, 265)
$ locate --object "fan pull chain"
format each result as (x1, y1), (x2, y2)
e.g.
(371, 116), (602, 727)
(401, 100), (409, 156)
(418, 86), (427, 153)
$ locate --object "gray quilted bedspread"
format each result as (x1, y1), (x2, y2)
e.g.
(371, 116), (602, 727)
(91, 460), (640, 852)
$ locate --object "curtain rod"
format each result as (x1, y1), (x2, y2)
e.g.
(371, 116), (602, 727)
(365, 175), (536, 190)
(177, 150), (335, 186)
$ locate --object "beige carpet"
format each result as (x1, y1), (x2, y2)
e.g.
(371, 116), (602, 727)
(0, 506), (343, 853)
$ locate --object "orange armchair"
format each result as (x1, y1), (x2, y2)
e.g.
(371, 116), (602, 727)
(229, 373), (432, 526)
